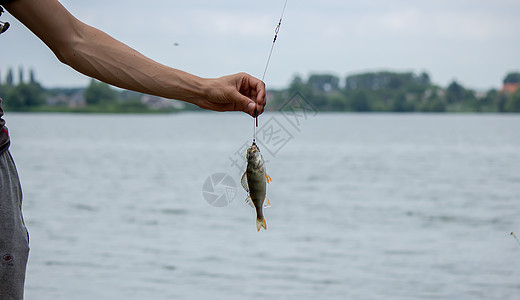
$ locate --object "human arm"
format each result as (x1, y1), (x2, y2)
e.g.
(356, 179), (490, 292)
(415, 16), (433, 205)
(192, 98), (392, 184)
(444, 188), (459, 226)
(3, 0), (265, 115)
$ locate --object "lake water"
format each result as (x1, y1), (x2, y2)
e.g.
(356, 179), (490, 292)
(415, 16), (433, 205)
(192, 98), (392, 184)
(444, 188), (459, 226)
(4, 112), (520, 299)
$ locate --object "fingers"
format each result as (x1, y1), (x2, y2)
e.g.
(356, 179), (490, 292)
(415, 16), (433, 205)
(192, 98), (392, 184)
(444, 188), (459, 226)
(237, 73), (266, 117)
(238, 92), (259, 117)
(255, 80), (266, 112)
(205, 73), (266, 116)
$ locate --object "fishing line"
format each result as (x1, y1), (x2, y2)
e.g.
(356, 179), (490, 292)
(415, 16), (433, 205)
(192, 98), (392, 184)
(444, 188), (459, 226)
(253, 0), (288, 143)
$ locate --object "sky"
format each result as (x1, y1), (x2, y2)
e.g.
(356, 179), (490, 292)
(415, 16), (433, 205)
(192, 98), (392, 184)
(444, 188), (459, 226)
(1, 0), (519, 91)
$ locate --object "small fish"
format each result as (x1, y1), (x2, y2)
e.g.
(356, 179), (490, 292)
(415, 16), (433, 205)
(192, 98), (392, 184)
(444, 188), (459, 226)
(241, 142), (272, 231)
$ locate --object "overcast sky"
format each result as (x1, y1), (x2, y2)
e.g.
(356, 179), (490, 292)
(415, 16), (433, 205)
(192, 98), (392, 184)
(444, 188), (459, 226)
(1, 0), (519, 90)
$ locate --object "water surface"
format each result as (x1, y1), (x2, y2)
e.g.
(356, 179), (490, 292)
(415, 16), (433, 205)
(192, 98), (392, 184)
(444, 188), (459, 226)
(5, 112), (520, 299)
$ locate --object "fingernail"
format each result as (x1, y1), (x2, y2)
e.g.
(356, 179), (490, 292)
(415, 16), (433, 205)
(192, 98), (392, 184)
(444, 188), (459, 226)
(248, 102), (255, 111)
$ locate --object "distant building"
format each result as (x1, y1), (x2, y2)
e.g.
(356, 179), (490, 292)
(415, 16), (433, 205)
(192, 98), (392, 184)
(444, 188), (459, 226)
(46, 91), (85, 108)
(502, 82), (520, 94)
(46, 93), (68, 106)
(68, 91), (86, 108)
(140, 94), (185, 110)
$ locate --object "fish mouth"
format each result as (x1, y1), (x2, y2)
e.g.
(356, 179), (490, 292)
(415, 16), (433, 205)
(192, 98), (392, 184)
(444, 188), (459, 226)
(247, 143), (260, 160)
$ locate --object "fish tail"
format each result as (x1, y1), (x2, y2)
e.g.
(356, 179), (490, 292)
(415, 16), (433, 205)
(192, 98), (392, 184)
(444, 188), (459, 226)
(256, 217), (267, 232)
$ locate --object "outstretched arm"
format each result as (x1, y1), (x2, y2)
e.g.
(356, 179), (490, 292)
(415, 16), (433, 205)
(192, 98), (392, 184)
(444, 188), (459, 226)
(3, 0), (265, 116)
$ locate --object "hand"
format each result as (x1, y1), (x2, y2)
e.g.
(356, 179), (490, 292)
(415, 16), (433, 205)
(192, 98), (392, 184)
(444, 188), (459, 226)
(202, 73), (266, 117)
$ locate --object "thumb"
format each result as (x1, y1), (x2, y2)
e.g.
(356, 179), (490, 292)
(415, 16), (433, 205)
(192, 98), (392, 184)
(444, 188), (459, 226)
(237, 92), (257, 116)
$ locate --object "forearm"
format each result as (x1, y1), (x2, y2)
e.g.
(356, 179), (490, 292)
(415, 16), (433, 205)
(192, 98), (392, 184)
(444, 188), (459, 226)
(5, 0), (265, 115)
(58, 23), (208, 103)
(5, 0), (208, 104)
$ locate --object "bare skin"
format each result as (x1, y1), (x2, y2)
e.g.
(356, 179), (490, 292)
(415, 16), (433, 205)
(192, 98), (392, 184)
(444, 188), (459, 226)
(3, 0), (266, 116)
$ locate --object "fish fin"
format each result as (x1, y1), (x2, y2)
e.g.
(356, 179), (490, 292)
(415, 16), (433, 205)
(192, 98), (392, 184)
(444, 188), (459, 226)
(256, 217), (267, 231)
(263, 197), (271, 208)
(241, 172), (249, 192)
(245, 196), (255, 209)
(266, 174), (272, 183)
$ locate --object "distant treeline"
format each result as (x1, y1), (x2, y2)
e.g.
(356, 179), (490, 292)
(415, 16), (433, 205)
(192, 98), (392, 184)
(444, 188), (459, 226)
(269, 72), (520, 113)
(1, 66), (520, 113)
(0, 67), (195, 113)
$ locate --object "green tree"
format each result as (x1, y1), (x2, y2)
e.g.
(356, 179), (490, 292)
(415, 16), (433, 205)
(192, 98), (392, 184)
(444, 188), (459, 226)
(503, 72), (520, 84)
(418, 72), (431, 85)
(446, 81), (464, 103)
(18, 66), (24, 84)
(350, 91), (371, 112)
(392, 93), (413, 112)
(427, 98), (446, 112)
(5, 83), (45, 109)
(308, 74), (340, 92)
(505, 89), (520, 112)
(29, 69), (36, 84)
(0, 84), (8, 99)
(84, 79), (117, 105)
(5, 68), (14, 86)
(482, 89), (498, 106)
(496, 93), (508, 112)
(387, 73), (411, 90)
(288, 75), (305, 94)
(345, 71), (418, 92)
(329, 94), (347, 111)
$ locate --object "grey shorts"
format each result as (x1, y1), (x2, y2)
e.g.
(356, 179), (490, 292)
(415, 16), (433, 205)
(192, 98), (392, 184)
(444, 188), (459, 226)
(0, 150), (29, 300)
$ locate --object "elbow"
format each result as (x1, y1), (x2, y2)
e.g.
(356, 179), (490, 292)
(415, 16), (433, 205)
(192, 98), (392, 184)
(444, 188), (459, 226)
(52, 41), (78, 67)
(51, 22), (85, 67)
(54, 48), (69, 65)
(50, 23), (100, 75)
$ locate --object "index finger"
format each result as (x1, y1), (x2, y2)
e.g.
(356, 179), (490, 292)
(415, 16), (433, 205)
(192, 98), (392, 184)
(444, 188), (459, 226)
(255, 80), (266, 106)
